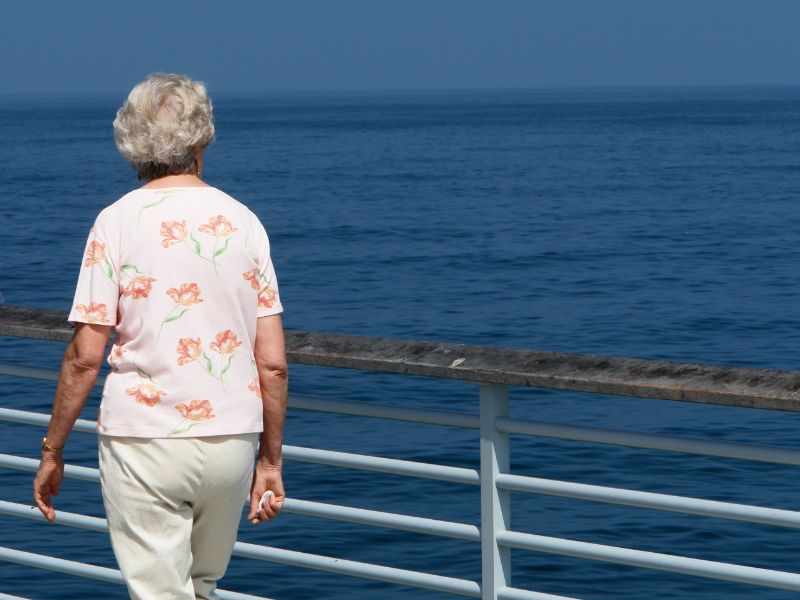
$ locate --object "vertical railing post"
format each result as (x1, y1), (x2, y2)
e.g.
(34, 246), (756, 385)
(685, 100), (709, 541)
(479, 383), (510, 599)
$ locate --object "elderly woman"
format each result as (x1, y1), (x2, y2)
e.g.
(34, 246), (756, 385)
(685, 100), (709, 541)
(32, 72), (288, 599)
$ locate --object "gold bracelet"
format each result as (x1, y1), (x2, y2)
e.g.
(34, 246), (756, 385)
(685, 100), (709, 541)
(41, 437), (64, 452)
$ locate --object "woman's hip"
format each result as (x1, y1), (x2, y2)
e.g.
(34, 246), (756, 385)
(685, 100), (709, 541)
(98, 432), (259, 504)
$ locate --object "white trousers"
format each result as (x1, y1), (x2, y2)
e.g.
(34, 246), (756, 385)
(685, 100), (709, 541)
(98, 432), (259, 599)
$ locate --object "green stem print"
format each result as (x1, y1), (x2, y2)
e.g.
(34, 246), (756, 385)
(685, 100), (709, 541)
(102, 255), (115, 282)
(119, 264), (141, 279)
(211, 236), (220, 275)
(248, 354), (260, 396)
(260, 269), (272, 286)
(197, 350), (228, 393)
(137, 194), (172, 227)
(132, 352), (157, 385)
(167, 421), (200, 436)
(157, 283), (203, 339)
(181, 234), (221, 276)
(157, 304), (190, 339)
(185, 233), (214, 262)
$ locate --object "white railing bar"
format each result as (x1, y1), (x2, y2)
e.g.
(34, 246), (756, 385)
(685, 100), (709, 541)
(212, 588), (273, 600)
(0, 466), (478, 542)
(233, 540), (482, 597)
(0, 499), (470, 595)
(0, 408), (480, 484)
(0, 408), (97, 434)
(8, 404), (800, 469)
(495, 473), (800, 529)
(496, 530), (800, 592)
(289, 393), (479, 428)
(0, 546), (269, 600)
(210, 588), (273, 600)
(0, 492), (479, 544)
(0, 364), (93, 384)
(497, 586), (580, 600)
(0, 542), (480, 600)
(285, 444), (480, 485)
(0, 500), (106, 532)
(1, 440), (480, 487)
(285, 497), (479, 540)
(0, 388), (478, 431)
(495, 416), (800, 466)
(0, 500), (474, 597)
(0, 453), (99, 483)
(0, 546), (124, 584)
(0, 592), (29, 600)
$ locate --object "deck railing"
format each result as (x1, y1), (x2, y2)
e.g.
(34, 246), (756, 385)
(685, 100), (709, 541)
(1, 303), (800, 599)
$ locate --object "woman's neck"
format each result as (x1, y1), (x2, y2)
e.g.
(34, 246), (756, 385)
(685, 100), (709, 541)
(140, 174), (210, 189)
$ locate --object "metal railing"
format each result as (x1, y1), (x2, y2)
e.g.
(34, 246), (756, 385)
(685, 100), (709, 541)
(2, 303), (800, 599)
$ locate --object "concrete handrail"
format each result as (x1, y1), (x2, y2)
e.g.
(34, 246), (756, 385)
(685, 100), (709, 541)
(2, 303), (800, 410)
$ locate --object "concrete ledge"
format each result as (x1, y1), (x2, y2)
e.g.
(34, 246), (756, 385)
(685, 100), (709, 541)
(2, 304), (799, 411)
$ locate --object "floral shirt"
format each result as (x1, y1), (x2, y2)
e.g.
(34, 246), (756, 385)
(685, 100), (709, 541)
(67, 186), (284, 438)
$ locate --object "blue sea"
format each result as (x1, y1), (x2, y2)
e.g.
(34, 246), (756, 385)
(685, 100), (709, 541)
(2, 86), (800, 599)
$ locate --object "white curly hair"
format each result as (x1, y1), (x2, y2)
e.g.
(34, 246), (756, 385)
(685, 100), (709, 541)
(113, 73), (216, 181)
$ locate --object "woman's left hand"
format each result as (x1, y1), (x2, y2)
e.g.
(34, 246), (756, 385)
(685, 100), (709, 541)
(33, 453), (64, 523)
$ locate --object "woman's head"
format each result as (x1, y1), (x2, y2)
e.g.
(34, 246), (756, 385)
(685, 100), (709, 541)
(113, 73), (215, 181)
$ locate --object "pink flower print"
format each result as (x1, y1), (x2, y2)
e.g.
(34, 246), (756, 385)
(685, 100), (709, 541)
(83, 236), (116, 283)
(209, 329), (243, 355)
(175, 399), (215, 421)
(243, 268), (260, 290)
(176, 337), (203, 366)
(248, 354), (260, 396)
(258, 286), (278, 309)
(109, 344), (126, 372)
(166, 282), (203, 306)
(178, 336), (231, 392)
(125, 383), (167, 407)
(84, 240), (105, 267)
(110, 344), (126, 362)
(160, 220), (188, 247)
(158, 282), (203, 339)
(162, 216), (236, 276)
(75, 302), (111, 324)
(122, 275), (157, 299)
(199, 215), (238, 237)
(168, 399), (215, 435)
(251, 261), (278, 311)
(198, 215), (238, 275)
(188, 329), (244, 393)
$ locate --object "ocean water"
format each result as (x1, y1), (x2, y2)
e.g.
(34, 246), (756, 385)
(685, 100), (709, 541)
(1, 86), (800, 599)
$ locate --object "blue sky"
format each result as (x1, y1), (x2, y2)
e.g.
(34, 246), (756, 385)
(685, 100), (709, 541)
(1, 0), (799, 95)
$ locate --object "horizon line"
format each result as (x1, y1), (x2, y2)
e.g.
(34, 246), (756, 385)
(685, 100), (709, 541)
(2, 82), (800, 100)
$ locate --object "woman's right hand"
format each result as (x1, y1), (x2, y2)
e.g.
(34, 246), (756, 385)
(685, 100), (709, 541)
(247, 461), (285, 524)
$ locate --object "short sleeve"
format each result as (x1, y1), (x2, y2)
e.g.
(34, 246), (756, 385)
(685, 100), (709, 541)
(254, 217), (284, 318)
(67, 210), (120, 327)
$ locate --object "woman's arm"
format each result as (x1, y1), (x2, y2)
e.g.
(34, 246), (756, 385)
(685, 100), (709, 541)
(33, 322), (113, 522)
(247, 313), (288, 524)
